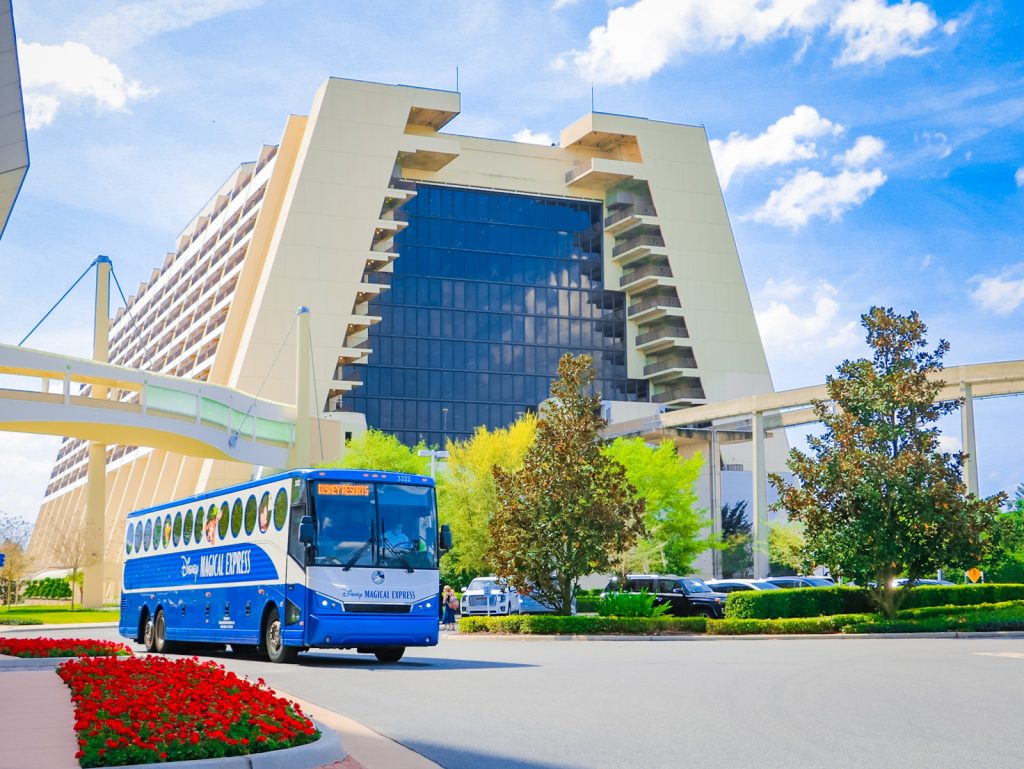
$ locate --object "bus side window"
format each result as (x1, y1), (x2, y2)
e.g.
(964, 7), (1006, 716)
(287, 478), (307, 566)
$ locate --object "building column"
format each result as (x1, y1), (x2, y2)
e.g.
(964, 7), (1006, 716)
(709, 429), (722, 579)
(961, 382), (979, 497)
(751, 411), (769, 579)
(82, 256), (110, 609)
(293, 306), (312, 468)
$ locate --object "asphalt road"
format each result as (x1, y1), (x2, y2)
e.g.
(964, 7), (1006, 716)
(8, 624), (1024, 769)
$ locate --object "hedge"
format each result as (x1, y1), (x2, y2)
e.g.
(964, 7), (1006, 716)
(707, 614), (874, 635)
(725, 584), (1024, 620)
(22, 577), (72, 600)
(458, 615), (707, 635)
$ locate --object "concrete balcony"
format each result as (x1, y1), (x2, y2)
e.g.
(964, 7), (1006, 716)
(627, 293), (681, 321)
(604, 203), (658, 237)
(565, 157), (645, 189)
(612, 233), (667, 264)
(619, 263), (672, 291)
(397, 134), (459, 172)
(651, 381), (707, 405)
(644, 350), (699, 379)
(635, 323), (689, 352)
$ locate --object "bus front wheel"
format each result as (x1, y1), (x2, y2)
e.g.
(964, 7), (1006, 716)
(264, 607), (298, 664)
(373, 646), (405, 663)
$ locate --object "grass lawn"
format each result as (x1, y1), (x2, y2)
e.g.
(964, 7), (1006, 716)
(0, 605), (119, 625)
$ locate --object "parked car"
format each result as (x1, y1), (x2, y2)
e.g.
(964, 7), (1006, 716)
(518, 589), (577, 615)
(892, 578), (955, 587)
(704, 579), (780, 593)
(459, 576), (521, 616)
(602, 574), (728, 618)
(762, 576), (835, 589)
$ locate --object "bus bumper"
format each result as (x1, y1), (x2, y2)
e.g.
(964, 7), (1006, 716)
(305, 613), (438, 648)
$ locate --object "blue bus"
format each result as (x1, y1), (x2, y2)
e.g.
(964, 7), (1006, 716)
(119, 468), (451, 663)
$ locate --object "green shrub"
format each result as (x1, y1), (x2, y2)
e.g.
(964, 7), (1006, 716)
(575, 597), (600, 614)
(458, 615), (706, 635)
(708, 614), (874, 635)
(22, 577), (72, 600)
(725, 584), (1024, 620)
(595, 590), (669, 618)
(846, 602), (1024, 634)
(725, 586), (870, 619)
(0, 618), (43, 626)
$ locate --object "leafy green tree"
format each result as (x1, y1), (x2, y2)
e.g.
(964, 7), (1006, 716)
(768, 521), (807, 576)
(771, 307), (1006, 617)
(489, 354), (645, 614)
(0, 514), (32, 607)
(603, 438), (709, 575)
(320, 429), (430, 475)
(436, 414), (537, 583)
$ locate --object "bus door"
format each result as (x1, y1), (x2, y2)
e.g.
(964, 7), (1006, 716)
(283, 476), (310, 645)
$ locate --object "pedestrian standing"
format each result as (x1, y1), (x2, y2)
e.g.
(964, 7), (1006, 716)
(441, 585), (458, 630)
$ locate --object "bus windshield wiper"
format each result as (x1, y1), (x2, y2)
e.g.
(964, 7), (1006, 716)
(342, 535), (374, 571)
(382, 537), (415, 573)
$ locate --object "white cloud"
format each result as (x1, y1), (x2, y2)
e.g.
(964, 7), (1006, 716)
(18, 40), (155, 130)
(710, 105), (843, 189)
(917, 130), (953, 160)
(936, 435), (962, 454)
(919, 253), (934, 271)
(80, 0), (267, 54)
(831, 0), (941, 66)
(835, 134), (885, 168)
(552, 0), (582, 9)
(0, 433), (61, 527)
(558, 0), (952, 84)
(513, 128), (555, 146)
(755, 278), (861, 360)
(753, 167), (887, 228)
(1015, 166), (1024, 188)
(970, 265), (1024, 316)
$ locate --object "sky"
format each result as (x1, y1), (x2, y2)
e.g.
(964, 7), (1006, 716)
(0, 0), (1021, 525)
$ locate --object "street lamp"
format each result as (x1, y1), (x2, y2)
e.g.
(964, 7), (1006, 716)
(417, 448), (449, 479)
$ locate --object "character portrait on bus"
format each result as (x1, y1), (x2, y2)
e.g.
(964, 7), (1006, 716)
(258, 492), (271, 534)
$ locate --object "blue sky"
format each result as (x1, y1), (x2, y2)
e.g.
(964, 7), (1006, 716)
(1, 0), (1022, 523)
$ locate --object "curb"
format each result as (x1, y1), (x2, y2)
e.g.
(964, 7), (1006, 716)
(0, 621), (119, 632)
(443, 630), (1024, 641)
(101, 718), (344, 769)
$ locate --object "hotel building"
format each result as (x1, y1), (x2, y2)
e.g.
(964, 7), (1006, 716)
(29, 78), (777, 593)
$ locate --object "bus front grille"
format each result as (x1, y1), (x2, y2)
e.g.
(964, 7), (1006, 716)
(343, 604), (412, 614)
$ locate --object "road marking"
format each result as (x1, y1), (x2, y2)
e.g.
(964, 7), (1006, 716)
(972, 652), (1024, 659)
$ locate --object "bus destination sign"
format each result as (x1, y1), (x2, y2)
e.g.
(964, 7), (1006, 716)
(318, 482), (370, 497)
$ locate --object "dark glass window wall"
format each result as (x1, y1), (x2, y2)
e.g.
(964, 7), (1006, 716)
(342, 184), (647, 446)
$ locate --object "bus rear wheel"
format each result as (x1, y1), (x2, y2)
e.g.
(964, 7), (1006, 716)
(153, 609), (177, 654)
(373, 646), (405, 663)
(264, 607), (298, 664)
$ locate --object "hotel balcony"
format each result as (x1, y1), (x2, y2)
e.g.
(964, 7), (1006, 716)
(611, 232), (667, 264)
(651, 379), (707, 405)
(644, 349), (699, 379)
(604, 203), (658, 237)
(565, 157), (645, 189)
(619, 261), (672, 291)
(627, 291), (681, 322)
(635, 322), (689, 352)
(396, 134), (459, 172)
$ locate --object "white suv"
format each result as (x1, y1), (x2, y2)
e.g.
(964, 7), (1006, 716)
(459, 576), (521, 616)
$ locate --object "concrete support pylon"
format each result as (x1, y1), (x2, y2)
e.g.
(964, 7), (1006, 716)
(709, 429), (722, 579)
(82, 256), (111, 609)
(961, 382), (979, 497)
(751, 411), (769, 579)
(292, 306), (311, 468)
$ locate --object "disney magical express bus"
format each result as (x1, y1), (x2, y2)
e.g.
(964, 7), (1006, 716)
(120, 468), (451, 663)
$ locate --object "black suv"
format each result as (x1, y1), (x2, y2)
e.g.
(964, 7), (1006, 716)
(603, 574), (728, 618)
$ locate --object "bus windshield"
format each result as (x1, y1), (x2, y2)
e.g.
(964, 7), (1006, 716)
(311, 481), (437, 569)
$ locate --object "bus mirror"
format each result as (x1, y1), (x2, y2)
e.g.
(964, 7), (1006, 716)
(439, 524), (453, 552)
(298, 515), (315, 545)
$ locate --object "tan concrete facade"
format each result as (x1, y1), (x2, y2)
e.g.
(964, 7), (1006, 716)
(30, 78), (776, 595)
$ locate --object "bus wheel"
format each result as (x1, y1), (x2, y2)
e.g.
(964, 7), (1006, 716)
(141, 611), (157, 652)
(153, 609), (176, 654)
(264, 607), (298, 664)
(373, 646), (405, 663)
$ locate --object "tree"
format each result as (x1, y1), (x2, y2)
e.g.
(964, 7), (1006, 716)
(602, 438), (709, 575)
(320, 429), (430, 475)
(436, 414), (537, 584)
(768, 521), (807, 576)
(489, 354), (645, 614)
(51, 517), (88, 610)
(0, 514), (32, 607)
(720, 501), (753, 578)
(771, 307), (1006, 617)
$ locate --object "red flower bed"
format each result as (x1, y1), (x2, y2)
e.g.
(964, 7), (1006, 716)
(58, 655), (319, 767)
(0, 637), (132, 658)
